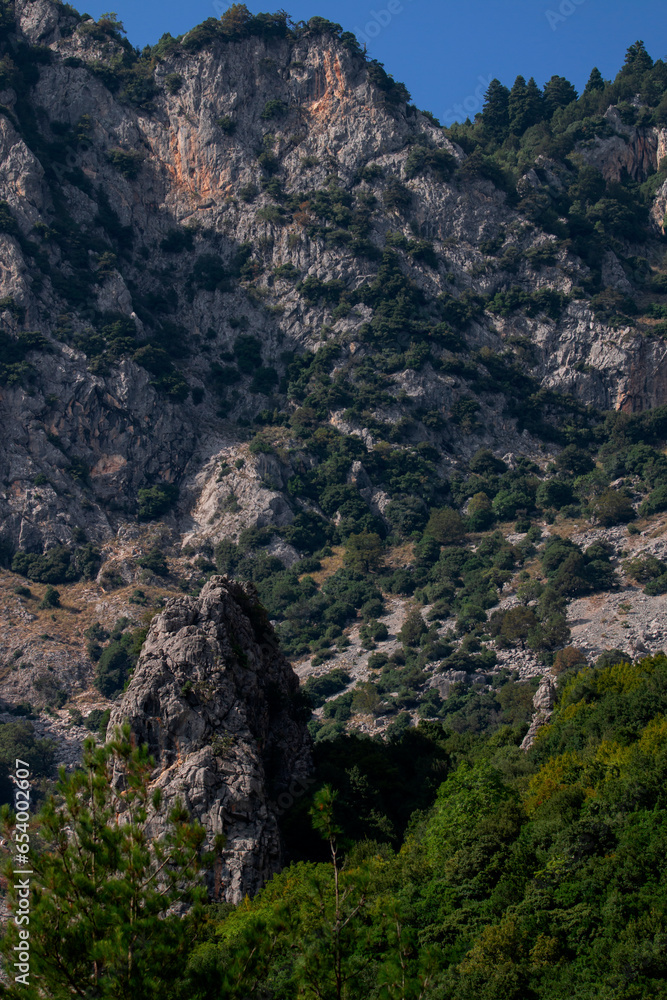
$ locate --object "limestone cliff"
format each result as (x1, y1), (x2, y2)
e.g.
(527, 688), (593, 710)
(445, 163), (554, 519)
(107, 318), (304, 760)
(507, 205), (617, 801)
(0, 0), (665, 561)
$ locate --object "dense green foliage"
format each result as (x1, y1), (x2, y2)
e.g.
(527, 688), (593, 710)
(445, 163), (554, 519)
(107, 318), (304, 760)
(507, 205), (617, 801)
(445, 40), (666, 262)
(178, 651), (667, 996)
(4, 654), (666, 997)
(11, 544), (100, 584)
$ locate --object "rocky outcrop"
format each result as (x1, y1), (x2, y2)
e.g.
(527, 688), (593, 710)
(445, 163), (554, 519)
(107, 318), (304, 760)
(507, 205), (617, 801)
(108, 576), (312, 902)
(578, 108), (660, 183)
(520, 675), (557, 750)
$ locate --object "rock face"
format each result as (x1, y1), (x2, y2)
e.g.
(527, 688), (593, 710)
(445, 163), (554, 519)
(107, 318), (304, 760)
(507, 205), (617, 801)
(520, 675), (557, 750)
(578, 108), (661, 183)
(108, 576), (312, 902)
(0, 0), (666, 561)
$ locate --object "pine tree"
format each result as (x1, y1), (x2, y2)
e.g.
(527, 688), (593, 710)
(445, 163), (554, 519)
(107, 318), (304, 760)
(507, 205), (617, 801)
(219, 3), (252, 37)
(1, 729), (211, 999)
(584, 66), (605, 93)
(292, 785), (372, 1000)
(481, 79), (510, 142)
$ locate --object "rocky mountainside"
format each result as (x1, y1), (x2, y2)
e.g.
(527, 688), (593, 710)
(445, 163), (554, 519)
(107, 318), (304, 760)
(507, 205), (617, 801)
(1, 3), (667, 794)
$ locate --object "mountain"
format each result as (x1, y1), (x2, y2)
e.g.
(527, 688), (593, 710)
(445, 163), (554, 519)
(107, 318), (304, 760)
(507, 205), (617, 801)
(0, 1), (667, 752)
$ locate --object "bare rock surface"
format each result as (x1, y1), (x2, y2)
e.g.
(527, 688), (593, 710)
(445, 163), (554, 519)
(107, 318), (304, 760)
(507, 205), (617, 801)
(520, 674), (557, 750)
(108, 576), (312, 902)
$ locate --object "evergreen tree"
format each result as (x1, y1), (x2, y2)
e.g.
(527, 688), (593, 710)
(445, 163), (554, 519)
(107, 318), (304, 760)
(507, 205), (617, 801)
(1, 729), (211, 999)
(289, 785), (374, 1000)
(481, 79), (510, 142)
(219, 3), (252, 37)
(524, 76), (546, 128)
(509, 75), (545, 134)
(584, 66), (605, 92)
(621, 39), (653, 77)
(543, 74), (578, 116)
(508, 75), (527, 134)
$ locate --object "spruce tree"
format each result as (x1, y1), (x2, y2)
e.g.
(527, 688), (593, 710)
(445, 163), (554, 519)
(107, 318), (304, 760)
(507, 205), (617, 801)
(481, 79), (510, 142)
(508, 75), (527, 135)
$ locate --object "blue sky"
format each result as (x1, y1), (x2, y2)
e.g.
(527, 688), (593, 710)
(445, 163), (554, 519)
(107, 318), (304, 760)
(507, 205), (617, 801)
(82, 0), (666, 123)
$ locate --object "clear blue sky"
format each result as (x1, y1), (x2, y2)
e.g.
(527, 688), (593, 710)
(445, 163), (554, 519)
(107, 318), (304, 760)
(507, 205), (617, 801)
(82, 0), (666, 123)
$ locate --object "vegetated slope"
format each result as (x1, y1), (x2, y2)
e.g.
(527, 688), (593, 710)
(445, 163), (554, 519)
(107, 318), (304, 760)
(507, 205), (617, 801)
(181, 651), (667, 1000)
(0, 1), (667, 736)
(12, 648), (667, 997)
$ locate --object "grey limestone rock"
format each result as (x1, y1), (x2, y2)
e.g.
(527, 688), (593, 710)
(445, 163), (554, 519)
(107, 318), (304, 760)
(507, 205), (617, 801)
(108, 576), (312, 902)
(521, 675), (557, 750)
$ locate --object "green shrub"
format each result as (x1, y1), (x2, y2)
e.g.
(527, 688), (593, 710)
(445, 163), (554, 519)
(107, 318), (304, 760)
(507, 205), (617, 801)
(536, 478), (574, 510)
(385, 497), (428, 536)
(164, 73), (182, 94)
(94, 626), (147, 699)
(344, 533), (383, 574)
(83, 708), (111, 738)
(590, 489), (635, 526)
(541, 536), (616, 596)
(234, 335), (263, 373)
(107, 148), (143, 179)
(303, 669), (351, 708)
(383, 180), (412, 211)
(216, 115), (236, 134)
(256, 204), (286, 225)
(404, 144), (456, 182)
(239, 183), (258, 202)
(11, 546), (87, 585)
(137, 547), (169, 576)
(0, 722), (55, 804)
(261, 99), (287, 120)
(644, 573), (667, 595)
(274, 262), (299, 280)
(39, 585), (61, 609)
(425, 507), (466, 545)
(398, 610), (427, 647)
(137, 484), (178, 521)
(466, 492), (494, 531)
(640, 483), (667, 517)
(250, 367), (279, 394)
(623, 554), (664, 586)
(360, 619), (389, 648)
